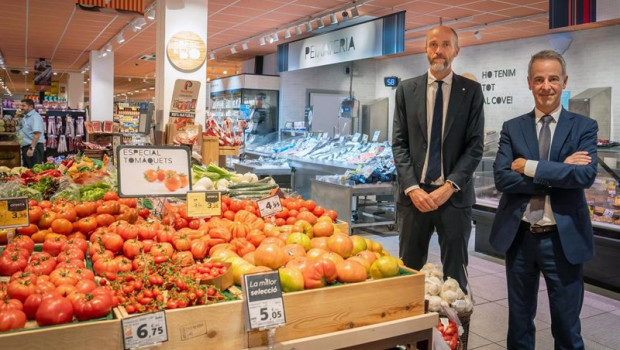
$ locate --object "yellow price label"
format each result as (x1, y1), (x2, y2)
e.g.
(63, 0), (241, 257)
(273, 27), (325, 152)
(186, 191), (221, 218)
(0, 197), (30, 229)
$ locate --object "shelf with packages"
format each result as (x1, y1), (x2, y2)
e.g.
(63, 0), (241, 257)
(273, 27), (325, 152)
(472, 146), (620, 292)
(42, 110), (87, 156)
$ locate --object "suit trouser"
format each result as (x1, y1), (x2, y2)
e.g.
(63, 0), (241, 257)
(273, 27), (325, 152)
(397, 196), (471, 292)
(21, 143), (45, 169)
(506, 227), (584, 350)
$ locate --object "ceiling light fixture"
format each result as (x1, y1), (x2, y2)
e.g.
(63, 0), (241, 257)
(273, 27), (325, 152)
(330, 13), (338, 25)
(116, 33), (125, 44)
(305, 21), (313, 32)
(230, 46), (237, 54)
(242, 42), (249, 50)
(341, 10), (349, 20)
(272, 32), (279, 42)
(351, 5), (360, 18)
(133, 17), (147, 31)
(24, 70), (29, 74)
(146, 9), (156, 20)
(101, 51), (108, 57)
(317, 17), (325, 29)
(259, 36), (266, 46)
(105, 43), (113, 52)
(474, 30), (482, 40)
(295, 26), (302, 35)
(223, 70), (227, 74)
(209, 52), (215, 60)
(284, 28), (291, 39)
(53, 71), (58, 75)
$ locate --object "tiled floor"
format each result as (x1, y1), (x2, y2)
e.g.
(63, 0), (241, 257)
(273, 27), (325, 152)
(357, 226), (620, 350)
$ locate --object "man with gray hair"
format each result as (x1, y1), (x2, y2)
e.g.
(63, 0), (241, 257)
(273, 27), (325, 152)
(490, 50), (597, 349)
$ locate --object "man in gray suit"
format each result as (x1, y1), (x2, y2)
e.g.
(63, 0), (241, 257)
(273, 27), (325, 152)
(392, 26), (485, 291)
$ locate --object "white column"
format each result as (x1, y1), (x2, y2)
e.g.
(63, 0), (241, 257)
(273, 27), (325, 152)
(67, 72), (84, 109)
(89, 50), (114, 121)
(155, 0), (208, 135)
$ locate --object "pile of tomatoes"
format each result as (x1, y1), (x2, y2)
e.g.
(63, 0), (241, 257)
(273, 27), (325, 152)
(436, 318), (460, 350)
(0, 235), (115, 332)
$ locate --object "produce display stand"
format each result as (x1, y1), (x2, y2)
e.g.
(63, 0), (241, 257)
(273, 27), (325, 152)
(233, 161), (294, 191)
(0, 308), (123, 350)
(0, 133), (21, 168)
(202, 136), (241, 167)
(311, 179), (396, 234)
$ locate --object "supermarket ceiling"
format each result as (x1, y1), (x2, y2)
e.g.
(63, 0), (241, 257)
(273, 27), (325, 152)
(0, 0), (619, 100)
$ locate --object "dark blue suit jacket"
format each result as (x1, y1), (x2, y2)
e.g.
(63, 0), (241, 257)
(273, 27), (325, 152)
(490, 108), (598, 264)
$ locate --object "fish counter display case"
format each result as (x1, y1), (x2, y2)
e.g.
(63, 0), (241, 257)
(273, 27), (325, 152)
(472, 150), (620, 293)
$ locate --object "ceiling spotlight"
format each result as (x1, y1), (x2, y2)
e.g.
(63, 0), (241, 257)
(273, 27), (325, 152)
(259, 36), (266, 46)
(342, 10), (349, 20)
(330, 13), (338, 25)
(474, 30), (482, 40)
(149, 87), (155, 90)
(24, 70), (29, 74)
(105, 43), (112, 52)
(53, 71), (58, 75)
(318, 18), (325, 29)
(116, 33), (125, 44)
(268, 35), (274, 44)
(223, 70), (227, 74)
(305, 21), (313, 32)
(284, 28), (291, 39)
(351, 5), (360, 18)
(83, 81), (87, 84)
(146, 9), (156, 20)
(133, 17), (147, 31)
(80, 69), (86, 74)
(141, 88), (147, 91)
(273, 32), (279, 42)
(101, 51), (108, 57)
(242, 42), (249, 50)
(295, 25), (302, 35)
(209, 52), (215, 60)
(230, 46), (237, 54)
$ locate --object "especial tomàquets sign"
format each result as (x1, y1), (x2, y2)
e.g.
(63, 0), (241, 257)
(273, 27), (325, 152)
(117, 146), (192, 197)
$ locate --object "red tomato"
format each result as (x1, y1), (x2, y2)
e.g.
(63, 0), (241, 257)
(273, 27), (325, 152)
(62, 237), (88, 254)
(102, 233), (124, 253)
(97, 201), (120, 215)
(11, 235), (35, 254)
(55, 248), (85, 263)
(96, 213), (116, 227)
(138, 208), (150, 219)
(35, 296), (74, 326)
(313, 206), (326, 217)
(49, 268), (78, 287)
(7, 279), (36, 303)
(325, 210), (338, 221)
(16, 224), (38, 237)
(188, 219), (201, 230)
(103, 191), (120, 201)
(93, 258), (119, 276)
(56, 208), (77, 222)
(23, 292), (59, 320)
(118, 197), (137, 208)
(77, 217), (98, 234)
(38, 211), (58, 229)
(0, 298), (23, 312)
(39, 200), (52, 209)
(190, 240), (208, 260)
(0, 309), (27, 331)
(42, 235), (67, 256)
(75, 279), (97, 294)
(123, 239), (144, 259)
(0, 252), (28, 276)
(174, 217), (188, 230)
(75, 201), (97, 217)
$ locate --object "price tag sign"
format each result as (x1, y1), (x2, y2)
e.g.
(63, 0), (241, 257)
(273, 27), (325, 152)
(186, 191), (221, 218)
(352, 133), (361, 142)
(122, 311), (168, 349)
(256, 195), (283, 218)
(372, 130), (381, 142)
(243, 271), (286, 330)
(0, 197), (29, 229)
(361, 134), (369, 143)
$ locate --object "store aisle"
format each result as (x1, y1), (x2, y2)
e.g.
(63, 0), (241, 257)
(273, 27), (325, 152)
(358, 227), (620, 350)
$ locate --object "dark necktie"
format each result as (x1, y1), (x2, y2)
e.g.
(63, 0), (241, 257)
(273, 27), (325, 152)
(425, 80), (444, 184)
(528, 115), (553, 224)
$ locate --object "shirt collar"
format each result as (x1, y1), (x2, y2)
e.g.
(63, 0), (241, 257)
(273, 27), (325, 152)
(24, 110), (34, 118)
(534, 105), (562, 124)
(427, 69), (453, 86)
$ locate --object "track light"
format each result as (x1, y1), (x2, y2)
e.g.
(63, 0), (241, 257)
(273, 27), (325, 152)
(295, 25), (302, 35)
(305, 21), (313, 32)
(272, 32), (279, 42)
(209, 52), (215, 60)
(53, 71), (58, 76)
(284, 28), (291, 39)
(24, 70), (29, 74)
(259, 36), (266, 46)
(223, 70), (227, 75)
(351, 5), (360, 18)
(231, 46), (237, 54)
(318, 18), (325, 29)
(268, 35), (274, 44)
(146, 9), (155, 20)
(242, 42), (249, 50)
(474, 30), (482, 40)
(330, 13), (338, 25)
(133, 17), (147, 31)
(105, 43), (112, 52)
(342, 10), (349, 20)
(116, 33), (125, 44)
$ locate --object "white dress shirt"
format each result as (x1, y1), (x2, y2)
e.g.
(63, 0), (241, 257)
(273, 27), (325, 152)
(405, 70), (453, 194)
(522, 106), (562, 225)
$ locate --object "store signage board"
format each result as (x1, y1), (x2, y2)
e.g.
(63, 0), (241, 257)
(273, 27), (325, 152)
(372, 130), (381, 142)
(166, 31), (206, 71)
(187, 191), (221, 218)
(169, 79), (201, 118)
(256, 195), (283, 218)
(277, 12), (405, 72)
(117, 146), (192, 198)
(121, 311), (168, 350)
(243, 271), (286, 330)
(0, 197), (29, 229)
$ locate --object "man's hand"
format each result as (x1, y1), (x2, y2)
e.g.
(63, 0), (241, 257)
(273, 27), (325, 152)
(511, 158), (527, 174)
(564, 151), (591, 165)
(26, 148), (34, 157)
(408, 188), (438, 213)
(429, 183), (455, 208)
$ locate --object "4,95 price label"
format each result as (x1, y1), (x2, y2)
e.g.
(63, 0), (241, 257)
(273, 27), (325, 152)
(256, 195), (283, 218)
(122, 311), (168, 349)
(243, 271), (286, 330)
(0, 197), (29, 229)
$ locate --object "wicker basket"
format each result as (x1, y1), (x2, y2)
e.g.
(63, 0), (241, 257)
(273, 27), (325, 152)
(458, 310), (473, 350)
(83, 149), (107, 160)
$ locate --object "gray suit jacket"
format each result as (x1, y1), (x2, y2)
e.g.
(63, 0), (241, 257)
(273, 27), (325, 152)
(392, 73), (485, 208)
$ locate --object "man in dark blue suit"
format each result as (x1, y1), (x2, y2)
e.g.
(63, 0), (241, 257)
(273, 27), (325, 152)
(491, 50), (598, 350)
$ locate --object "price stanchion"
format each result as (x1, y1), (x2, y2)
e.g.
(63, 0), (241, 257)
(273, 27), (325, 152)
(243, 271), (286, 331)
(186, 191), (221, 218)
(352, 133), (361, 142)
(121, 311), (168, 350)
(372, 130), (381, 142)
(0, 197), (29, 229)
(256, 195), (283, 218)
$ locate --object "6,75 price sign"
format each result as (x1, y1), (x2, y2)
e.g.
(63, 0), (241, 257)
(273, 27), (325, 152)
(121, 311), (168, 349)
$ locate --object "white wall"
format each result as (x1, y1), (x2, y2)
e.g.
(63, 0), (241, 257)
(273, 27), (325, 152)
(375, 24), (620, 141)
(279, 59), (377, 127)
(89, 51), (114, 121)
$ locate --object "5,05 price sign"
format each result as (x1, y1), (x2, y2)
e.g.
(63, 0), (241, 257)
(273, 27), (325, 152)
(243, 271), (286, 330)
(122, 311), (168, 349)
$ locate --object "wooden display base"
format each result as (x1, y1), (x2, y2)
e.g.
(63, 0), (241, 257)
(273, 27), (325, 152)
(201, 136), (242, 167)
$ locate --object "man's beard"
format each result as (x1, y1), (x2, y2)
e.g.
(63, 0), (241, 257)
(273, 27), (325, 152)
(430, 59), (449, 72)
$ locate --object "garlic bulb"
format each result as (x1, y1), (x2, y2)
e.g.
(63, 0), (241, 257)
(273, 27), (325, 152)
(440, 290), (458, 304)
(425, 277), (441, 296)
(428, 296), (443, 312)
(441, 277), (460, 294)
(456, 287), (465, 300)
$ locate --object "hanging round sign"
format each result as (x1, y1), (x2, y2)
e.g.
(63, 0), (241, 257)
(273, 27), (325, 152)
(167, 31), (207, 71)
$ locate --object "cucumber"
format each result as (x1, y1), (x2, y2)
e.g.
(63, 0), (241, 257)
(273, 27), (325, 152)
(227, 177), (274, 189)
(229, 184), (278, 192)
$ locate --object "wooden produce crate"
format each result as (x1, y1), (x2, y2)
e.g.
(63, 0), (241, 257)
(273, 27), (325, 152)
(201, 136), (219, 166)
(247, 267), (425, 347)
(0, 308), (123, 350)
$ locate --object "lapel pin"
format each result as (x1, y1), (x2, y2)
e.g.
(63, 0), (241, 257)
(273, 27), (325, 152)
(462, 88), (466, 91)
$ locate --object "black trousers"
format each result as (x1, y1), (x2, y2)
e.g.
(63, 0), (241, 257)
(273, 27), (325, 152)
(397, 191), (472, 292)
(22, 143), (45, 168)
